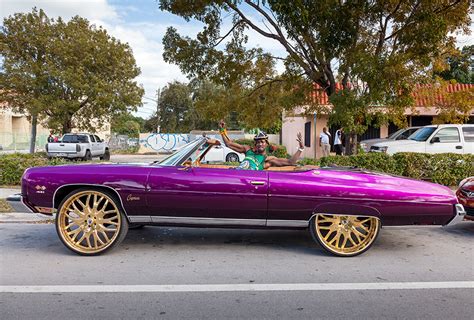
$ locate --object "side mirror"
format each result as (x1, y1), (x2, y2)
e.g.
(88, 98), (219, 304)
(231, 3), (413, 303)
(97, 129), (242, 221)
(430, 137), (440, 144)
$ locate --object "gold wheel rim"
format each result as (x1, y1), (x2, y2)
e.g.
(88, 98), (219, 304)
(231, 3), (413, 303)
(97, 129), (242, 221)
(315, 214), (379, 256)
(58, 191), (121, 254)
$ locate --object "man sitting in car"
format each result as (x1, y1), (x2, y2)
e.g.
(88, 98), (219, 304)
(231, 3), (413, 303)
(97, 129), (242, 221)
(218, 120), (304, 170)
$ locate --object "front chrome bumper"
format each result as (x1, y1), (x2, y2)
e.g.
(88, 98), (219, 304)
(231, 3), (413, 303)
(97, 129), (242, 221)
(444, 204), (466, 227)
(6, 193), (33, 213)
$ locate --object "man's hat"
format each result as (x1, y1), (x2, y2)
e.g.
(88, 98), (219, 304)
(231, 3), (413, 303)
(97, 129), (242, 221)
(254, 131), (268, 141)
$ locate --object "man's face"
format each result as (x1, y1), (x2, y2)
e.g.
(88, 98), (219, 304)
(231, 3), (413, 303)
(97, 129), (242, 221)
(254, 139), (267, 154)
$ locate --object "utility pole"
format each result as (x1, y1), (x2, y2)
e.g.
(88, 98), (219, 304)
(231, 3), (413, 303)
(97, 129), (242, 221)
(156, 88), (161, 133)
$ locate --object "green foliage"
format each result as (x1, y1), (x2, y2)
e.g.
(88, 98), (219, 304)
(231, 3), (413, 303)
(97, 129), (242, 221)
(111, 113), (144, 137)
(0, 153), (68, 185)
(0, 8), (144, 135)
(157, 81), (216, 133)
(435, 45), (474, 84)
(299, 152), (474, 186)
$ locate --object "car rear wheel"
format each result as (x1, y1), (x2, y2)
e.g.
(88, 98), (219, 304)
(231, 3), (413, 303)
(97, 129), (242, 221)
(310, 214), (380, 257)
(56, 188), (128, 255)
(100, 149), (110, 161)
(83, 150), (92, 161)
(226, 152), (239, 162)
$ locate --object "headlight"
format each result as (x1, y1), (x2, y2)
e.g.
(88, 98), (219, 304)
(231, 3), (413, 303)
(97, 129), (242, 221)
(379, 146), (388, 153)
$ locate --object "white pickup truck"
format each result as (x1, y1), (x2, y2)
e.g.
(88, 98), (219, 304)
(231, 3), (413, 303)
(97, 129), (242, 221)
(46, 133), (110, 160)
(370, 124), (474, 155)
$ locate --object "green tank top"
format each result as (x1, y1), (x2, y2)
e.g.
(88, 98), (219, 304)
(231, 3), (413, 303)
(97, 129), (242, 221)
(236, 149), (266, 170)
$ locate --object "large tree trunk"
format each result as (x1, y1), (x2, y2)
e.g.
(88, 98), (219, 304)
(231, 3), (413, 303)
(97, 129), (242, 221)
(29, 114), (37, 154)
(62, 119), (73, 134)
(345, 132), (358, 156)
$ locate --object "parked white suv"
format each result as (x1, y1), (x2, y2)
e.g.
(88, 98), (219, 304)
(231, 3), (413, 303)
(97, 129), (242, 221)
(360, 127), (420, 152)
(46, 133), (110, 160)
(370, 124), (474, 155)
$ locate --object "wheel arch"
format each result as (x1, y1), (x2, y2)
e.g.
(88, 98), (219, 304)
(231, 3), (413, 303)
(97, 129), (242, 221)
(53, 184), (130, 222)
(310, 202), (382, 221)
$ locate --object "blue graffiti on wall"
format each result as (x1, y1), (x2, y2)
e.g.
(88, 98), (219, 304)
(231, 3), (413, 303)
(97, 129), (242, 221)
(141, 133), (190, 152)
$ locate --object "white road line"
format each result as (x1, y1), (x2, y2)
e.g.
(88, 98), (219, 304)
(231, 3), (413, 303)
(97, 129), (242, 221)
(1, 282), (473, 293)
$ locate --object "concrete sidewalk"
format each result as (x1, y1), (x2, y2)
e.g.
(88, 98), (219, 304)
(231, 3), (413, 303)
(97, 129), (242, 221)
(0, 187), (20, 199)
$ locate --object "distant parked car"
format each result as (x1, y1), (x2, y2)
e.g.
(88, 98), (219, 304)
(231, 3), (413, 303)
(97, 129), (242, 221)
(360, 127), (420, 152)
(457, 177), (474, 221)
(200, 144), (244, 163)
(46, 133), (110, 160)
(370, 124), (474, 155)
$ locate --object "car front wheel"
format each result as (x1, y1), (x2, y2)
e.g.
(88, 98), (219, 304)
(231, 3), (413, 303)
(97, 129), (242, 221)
(56, 188), (128, 255)
(310, 214), (380, 257)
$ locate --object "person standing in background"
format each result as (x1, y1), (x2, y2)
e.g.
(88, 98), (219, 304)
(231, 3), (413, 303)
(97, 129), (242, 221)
(334, 127), (344, 155)
(319, 127), (331, 157)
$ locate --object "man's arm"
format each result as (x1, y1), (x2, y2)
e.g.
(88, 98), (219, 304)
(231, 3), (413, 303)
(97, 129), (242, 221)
(265, 133), (304, 167)
(219, 120), (249, 154)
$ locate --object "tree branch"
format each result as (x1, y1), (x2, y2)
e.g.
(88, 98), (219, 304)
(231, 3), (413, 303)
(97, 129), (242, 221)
(213, 20), (245, 47)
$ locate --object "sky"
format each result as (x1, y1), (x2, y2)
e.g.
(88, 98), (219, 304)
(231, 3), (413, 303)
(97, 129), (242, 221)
(1, 0), (473, 119)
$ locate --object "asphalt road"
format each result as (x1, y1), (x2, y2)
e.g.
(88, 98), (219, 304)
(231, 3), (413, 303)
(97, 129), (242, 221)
(0, 222), (473, 319)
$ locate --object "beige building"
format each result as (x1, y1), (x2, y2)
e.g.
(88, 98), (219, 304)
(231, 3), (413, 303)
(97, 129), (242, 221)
(0, 103), (111, 151)
(282, 83), (474, 158)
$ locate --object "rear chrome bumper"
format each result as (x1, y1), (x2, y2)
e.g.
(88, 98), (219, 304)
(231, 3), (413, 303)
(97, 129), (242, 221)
(6, 193), (33, 213)
(444, 204), (466, 227)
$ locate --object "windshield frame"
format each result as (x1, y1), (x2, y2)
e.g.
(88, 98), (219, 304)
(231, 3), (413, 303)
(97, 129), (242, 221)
(155, 138), (207, 166)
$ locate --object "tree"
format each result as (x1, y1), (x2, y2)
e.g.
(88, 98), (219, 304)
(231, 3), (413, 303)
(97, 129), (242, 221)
(0, 8), (144, 152)
(435, 45), (474, 84)
(156, 81), (215, 132)
(160, 0), (471, 154)
(111, 113), (145, 137)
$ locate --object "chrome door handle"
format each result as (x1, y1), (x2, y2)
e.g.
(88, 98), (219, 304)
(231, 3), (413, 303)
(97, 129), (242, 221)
(250, 181), (265, 186)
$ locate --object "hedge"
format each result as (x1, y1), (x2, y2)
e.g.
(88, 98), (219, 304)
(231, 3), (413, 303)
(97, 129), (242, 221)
(2, 151), (472, 187)
(0, 153), (69, 185)
(300, 152), (474, 186)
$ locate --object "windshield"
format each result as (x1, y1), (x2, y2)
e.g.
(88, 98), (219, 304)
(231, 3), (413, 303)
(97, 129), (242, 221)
(387, 129), (404, 139)
(408, 127), (436, 141)
(157, 138), (206, 166)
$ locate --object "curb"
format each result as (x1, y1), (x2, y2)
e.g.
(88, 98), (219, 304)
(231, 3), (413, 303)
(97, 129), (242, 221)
(0, 212), (54, 224)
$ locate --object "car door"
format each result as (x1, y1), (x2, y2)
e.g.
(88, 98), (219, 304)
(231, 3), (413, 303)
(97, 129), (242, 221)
(425, 127), (463, 154)
(146, 166), (268, 225)
(202, 145), (225, 163)
(462, 127), (474, 154)
(88, 135), (99, 156)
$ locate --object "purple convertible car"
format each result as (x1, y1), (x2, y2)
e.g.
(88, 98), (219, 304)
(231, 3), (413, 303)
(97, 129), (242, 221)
(12, 137), (465, 257)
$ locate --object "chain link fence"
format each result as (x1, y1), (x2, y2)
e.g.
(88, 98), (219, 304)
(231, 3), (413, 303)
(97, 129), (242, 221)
(0, 132), (49, 152)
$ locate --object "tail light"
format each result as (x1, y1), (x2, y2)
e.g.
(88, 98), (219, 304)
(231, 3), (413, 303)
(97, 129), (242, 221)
(76, 144), (81, 152)
(45, 144), (48, 152)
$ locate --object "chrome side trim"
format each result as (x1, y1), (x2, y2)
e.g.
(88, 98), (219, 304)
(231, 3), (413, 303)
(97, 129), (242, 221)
(266, 219), (308, 228)
(53, 184), (130, 221)
(150, 216), (266, 227)
(129, 216), (152, 223)
(444, 204), (466, 227)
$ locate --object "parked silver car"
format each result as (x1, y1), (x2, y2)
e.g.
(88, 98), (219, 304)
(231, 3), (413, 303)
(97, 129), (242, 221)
(360, 127), (420, 152)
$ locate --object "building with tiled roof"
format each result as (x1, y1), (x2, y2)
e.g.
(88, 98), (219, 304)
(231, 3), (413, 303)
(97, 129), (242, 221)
(283, 83), (474, 159)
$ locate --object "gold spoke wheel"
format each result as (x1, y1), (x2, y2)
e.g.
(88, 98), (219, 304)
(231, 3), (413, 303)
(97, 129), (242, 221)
(311, 214), (380, 257)
(56, 189), (128, 255)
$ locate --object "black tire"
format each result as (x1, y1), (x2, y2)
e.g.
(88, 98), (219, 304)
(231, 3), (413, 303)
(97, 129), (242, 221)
(128, 224), (145, 230)
(226, 152), (239, 162)
(100, 149), (110, 161)
(55, 187), (129, 256)
(309, 214), (380, 257)
(83, 150), (92, 161)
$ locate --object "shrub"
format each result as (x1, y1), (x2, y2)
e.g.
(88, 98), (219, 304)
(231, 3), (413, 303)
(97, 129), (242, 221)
(0, 153), (68, 185)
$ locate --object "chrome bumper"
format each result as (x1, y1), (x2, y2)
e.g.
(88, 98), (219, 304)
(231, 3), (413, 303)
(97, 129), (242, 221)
(444, 204), (466, 227)
(6, 193), (33, 213)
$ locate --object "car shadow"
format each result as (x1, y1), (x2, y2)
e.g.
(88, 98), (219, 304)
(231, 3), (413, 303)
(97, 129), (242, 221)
(122, 226), (327, 256)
